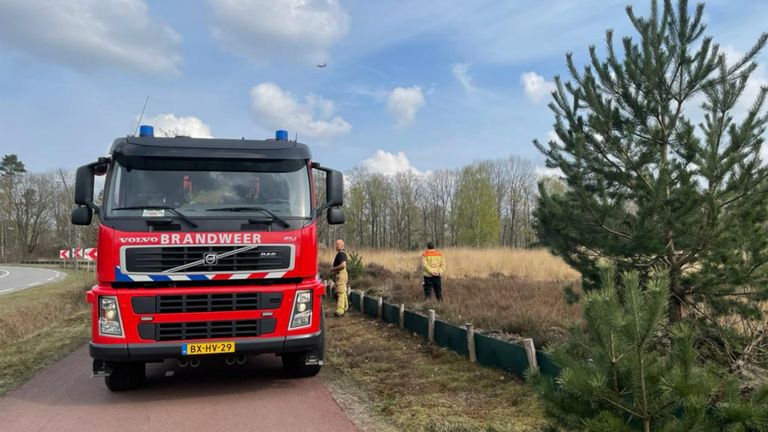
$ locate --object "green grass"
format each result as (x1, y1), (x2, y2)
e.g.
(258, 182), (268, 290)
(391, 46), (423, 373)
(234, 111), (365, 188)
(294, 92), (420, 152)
(0, 267), (92, 396)
(322, 302), (547, 432)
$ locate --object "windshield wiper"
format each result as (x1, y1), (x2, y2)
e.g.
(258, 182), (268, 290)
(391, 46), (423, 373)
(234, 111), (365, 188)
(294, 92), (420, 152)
(111, 205), (198, 228)
(206, 206), (289, 227)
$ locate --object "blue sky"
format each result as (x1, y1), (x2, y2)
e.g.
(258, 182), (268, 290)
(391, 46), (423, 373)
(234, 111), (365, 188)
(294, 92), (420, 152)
(0, 0), (766, 175)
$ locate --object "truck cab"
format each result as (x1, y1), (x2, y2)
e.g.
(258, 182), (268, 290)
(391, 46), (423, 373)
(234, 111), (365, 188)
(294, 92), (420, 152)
(72, 127), (344, 391)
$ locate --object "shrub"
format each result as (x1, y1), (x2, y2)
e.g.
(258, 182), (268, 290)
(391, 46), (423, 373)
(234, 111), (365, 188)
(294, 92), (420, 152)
(347, 251), (364, 281)
(529, 267), (768, 431)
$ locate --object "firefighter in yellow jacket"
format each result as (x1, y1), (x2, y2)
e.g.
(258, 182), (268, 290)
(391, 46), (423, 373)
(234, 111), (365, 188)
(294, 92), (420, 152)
(421, 242), (446, 301)
(331, 239), (349, 316)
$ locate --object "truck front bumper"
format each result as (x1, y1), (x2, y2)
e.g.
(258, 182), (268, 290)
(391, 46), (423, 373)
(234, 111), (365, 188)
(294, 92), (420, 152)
(90, 331), (322, 362)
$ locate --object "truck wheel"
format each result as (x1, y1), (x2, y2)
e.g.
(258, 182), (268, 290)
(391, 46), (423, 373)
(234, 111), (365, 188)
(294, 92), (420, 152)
(282, 351), (321, 377)
(105, 362), (146, 391)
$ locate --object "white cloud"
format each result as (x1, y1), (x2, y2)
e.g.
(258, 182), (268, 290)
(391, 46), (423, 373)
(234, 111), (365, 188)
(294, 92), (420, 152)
(342, 83), (390, 103)
(249, 82), (351, 140)
(360, 150), (424, 176)
(209, 0), (349, 65)
(0, 0), (181, 75)
(521, 71), (556, 104)
(143, 114), (214, 138)
(451, 63), (474, 91)
(535, 166), (564, 178)
(386, 86), (425, 128)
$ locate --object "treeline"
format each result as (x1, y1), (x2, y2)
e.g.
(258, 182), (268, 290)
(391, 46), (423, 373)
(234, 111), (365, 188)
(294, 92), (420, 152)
(1, 152), (542, 260)
(319, 155), (540, 250)
(0, 154), (94, 262)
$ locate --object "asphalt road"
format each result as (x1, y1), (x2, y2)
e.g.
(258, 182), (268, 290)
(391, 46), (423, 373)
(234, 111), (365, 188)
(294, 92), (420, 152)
(0, 266), (65, 295)
(0, 346), (357, 432)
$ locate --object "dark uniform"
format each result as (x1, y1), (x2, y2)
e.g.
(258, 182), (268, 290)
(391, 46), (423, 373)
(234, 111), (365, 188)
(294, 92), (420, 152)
(333, 250), (349, 315)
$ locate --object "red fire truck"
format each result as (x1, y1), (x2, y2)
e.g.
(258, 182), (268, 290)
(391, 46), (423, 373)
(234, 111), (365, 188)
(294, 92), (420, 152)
(71, 126), (344, 391)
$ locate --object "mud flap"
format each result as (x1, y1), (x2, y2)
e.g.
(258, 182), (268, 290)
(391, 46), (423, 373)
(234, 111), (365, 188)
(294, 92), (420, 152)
(305, 350), (323, 366)
(306, 307), (326, 366)
(92, 359), (113, 378)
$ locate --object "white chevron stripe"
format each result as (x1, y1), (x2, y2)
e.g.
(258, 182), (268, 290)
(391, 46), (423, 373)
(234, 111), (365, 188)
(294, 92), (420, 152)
(126, 273), (288, 281)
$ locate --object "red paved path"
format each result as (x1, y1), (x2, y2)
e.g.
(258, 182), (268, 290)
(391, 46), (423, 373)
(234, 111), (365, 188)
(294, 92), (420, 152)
(0, 346), (357, 432)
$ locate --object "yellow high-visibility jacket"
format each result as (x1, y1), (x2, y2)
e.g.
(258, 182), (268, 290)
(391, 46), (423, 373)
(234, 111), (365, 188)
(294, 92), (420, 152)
(422, 249), (446, 277)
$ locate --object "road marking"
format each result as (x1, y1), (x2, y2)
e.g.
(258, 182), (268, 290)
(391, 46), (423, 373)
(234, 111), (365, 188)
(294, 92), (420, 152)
(0, 267), (67, 294)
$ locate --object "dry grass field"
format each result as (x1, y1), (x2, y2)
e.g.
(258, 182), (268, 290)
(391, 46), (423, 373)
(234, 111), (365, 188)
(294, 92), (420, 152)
(387, 275), (581, 345)
(319, 247), (581, 281)
(320, 247), (583, 345)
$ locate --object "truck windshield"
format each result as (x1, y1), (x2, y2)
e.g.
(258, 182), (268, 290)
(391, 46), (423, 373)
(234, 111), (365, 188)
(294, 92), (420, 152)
(105, 159), (312, 219)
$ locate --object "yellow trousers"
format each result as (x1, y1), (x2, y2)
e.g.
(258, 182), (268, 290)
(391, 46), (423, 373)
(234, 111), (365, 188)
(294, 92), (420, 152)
(335, 269), (348, 315)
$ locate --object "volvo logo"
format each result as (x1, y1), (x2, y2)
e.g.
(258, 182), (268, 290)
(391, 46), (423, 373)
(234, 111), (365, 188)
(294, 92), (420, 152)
(203, 252), (218, 265)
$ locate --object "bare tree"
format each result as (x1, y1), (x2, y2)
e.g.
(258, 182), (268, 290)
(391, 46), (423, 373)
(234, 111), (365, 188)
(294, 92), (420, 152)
(10, 173), (55, 257)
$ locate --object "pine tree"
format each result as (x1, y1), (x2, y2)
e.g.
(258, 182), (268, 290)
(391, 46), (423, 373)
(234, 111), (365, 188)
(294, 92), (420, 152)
(0, 154), (26, 178)
(530, 267), (768, 432)
(0, 154), (26, 257)
(535, 0), (768, 338)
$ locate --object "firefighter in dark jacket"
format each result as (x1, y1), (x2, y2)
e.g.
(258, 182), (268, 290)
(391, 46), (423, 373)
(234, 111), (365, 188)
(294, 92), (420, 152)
(422, 242), (447, 301)
(331, 239), (349, 316)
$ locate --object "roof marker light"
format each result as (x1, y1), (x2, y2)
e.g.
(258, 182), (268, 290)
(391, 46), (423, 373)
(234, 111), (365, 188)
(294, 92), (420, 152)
(275, 129), (288, 141)
(139, 125), (154, 137)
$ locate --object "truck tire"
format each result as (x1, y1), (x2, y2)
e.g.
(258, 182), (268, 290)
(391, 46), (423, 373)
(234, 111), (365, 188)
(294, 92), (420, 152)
(105, 362), (146, 391)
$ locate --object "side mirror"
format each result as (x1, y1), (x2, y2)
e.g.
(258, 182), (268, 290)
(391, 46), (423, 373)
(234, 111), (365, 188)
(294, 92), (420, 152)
(74, 164), (94, 206)
(326, 169), (343, 207)
(71, 206), (93, 226)
(327, 206), (345, 225)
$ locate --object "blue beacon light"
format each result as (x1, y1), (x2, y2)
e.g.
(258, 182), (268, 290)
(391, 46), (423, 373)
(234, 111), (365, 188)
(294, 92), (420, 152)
(139, 125), (154, 137)
(275, 129), (288, 140)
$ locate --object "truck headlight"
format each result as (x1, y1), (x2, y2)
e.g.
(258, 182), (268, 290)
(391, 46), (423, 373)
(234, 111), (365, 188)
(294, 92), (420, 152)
(290, 290), (312, 329)
(99, 296), (123, 336)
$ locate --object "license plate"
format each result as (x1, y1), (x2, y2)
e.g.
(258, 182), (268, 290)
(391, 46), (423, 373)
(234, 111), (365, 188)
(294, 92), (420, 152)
(182, 341), (235, 356)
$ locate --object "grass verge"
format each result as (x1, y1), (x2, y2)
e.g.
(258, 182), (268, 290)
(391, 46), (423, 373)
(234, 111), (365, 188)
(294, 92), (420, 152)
(0, 268), (92, 396)
(322, 304), (547, 432)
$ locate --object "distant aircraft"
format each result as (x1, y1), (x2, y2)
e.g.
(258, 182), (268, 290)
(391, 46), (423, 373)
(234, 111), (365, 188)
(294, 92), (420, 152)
(316, 62), (327, 68)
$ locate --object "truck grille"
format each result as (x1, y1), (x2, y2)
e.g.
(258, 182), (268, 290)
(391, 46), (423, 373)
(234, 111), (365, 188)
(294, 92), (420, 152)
(139, 319), (277, 341)
(123, 245), (292, 274)
(131, 292), (283, 314)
